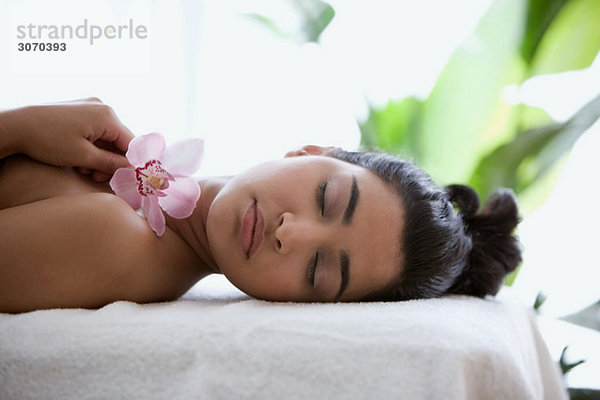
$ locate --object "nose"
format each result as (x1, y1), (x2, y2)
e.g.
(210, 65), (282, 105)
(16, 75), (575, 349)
(274, 212), (326, 255)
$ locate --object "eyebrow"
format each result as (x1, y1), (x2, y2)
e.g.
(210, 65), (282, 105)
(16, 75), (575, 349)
(335, 175), (359, 300)
(342, 175), (359, 225)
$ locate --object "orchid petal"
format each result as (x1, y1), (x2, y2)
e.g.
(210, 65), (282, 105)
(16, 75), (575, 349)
(161, 139), (204, 176)
(143, 195), (166, 236)
(126, 132), (166, 167)
(109, 168), (142, 210)
(110, 132), (203, 236)
(158, 177), (201, 219)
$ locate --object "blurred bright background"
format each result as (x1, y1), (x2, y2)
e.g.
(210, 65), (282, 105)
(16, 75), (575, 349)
(1, 0), (599, 393)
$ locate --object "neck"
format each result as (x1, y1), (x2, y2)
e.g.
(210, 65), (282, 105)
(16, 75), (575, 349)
(164, 176), (231, 275)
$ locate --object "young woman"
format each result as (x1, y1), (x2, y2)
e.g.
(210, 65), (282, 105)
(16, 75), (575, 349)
(0, 98), (522, 313)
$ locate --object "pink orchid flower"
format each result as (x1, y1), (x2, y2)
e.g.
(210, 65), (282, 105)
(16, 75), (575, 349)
(109, 132), (204, 237)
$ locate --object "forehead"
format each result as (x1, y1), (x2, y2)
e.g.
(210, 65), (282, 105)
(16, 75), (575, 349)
(321, 156), (404, 301)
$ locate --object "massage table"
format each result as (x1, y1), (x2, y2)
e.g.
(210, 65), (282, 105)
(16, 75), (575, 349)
(0, 275), (567, 399)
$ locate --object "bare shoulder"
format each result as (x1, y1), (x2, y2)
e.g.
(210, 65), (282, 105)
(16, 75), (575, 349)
(0, 192), (203, 313)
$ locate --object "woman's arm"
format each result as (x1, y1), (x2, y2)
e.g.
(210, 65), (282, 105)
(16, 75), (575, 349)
(0, 193), (204, 313)
(0, 98), (134, 181)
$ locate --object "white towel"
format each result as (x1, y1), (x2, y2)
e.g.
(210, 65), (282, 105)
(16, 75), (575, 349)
(0, 284), (567, 400)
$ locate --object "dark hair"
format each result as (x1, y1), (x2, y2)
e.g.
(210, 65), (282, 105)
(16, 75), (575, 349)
(330, 149), (523, 301)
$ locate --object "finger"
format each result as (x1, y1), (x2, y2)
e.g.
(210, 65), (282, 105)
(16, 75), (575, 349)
(112, 124), (135, 153)
(87, 146), (132, 175)
(95, 124), (134, 154)
(91, 171), (111, 182)
(78, 167), (92, 175)
(94, 139), (124, 155)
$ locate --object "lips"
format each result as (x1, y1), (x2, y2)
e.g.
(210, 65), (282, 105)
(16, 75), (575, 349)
(240, 200), (265, 259)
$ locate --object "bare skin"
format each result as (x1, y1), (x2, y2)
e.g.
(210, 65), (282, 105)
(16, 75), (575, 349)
(0, 152), (405, 313)
(0, 98), (221, 313)
(0, 99), (405, 313)
(0, 155), (219, 313)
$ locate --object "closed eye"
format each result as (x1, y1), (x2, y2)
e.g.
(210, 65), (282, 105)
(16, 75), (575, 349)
(317, 180), (327, 215)
(309, 180), (327, 288)
(308, 252), (318, 286)
(308, 180), (328, 287)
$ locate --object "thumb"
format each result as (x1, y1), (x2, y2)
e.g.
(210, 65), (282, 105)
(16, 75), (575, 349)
(87, 146), (132, 175)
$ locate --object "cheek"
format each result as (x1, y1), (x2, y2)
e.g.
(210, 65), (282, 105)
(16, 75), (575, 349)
(232, 259), (305, 301)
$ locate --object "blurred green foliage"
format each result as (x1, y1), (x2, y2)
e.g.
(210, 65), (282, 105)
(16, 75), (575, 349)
(359, 0), (600, 216)
(244, 0), (335, 44)
(250, 4), (600, 386)
(528, 0), (600, 76)
(248, 0), (600, 288)
(559, 345), (586, 375)
(533, 291), (547, 312)
(520, 0), (569, 65)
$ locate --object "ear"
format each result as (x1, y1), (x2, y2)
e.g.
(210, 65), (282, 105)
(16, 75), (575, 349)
(284, 145), (341, 158)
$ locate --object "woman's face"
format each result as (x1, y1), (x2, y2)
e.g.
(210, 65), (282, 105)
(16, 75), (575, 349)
(205, 146), (405, 302)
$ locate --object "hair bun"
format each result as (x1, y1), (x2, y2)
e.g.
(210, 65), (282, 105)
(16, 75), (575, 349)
(448, 187), (523, 298)
(445, 184), (479, 220)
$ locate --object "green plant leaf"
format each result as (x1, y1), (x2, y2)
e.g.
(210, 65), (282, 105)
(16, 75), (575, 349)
(520, 0), (570, 65)
(418, 0), (526, 185)
(533, 290), (547, 311)
(567, 388), (600, 399)
(468, 103), (556, 200)
(515, 149), (569, 214)
(559, 346), (586, 375)
(504, 261), (522, 286)
(359, 98), (424, 160)
(244, 0), (335, 44)
(296, 0), (335, 43)
(530, 0), (600, 75)
(470, 93), (600, 200)
(560, 300), (600, 332)
(245, 13), (292, 41)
